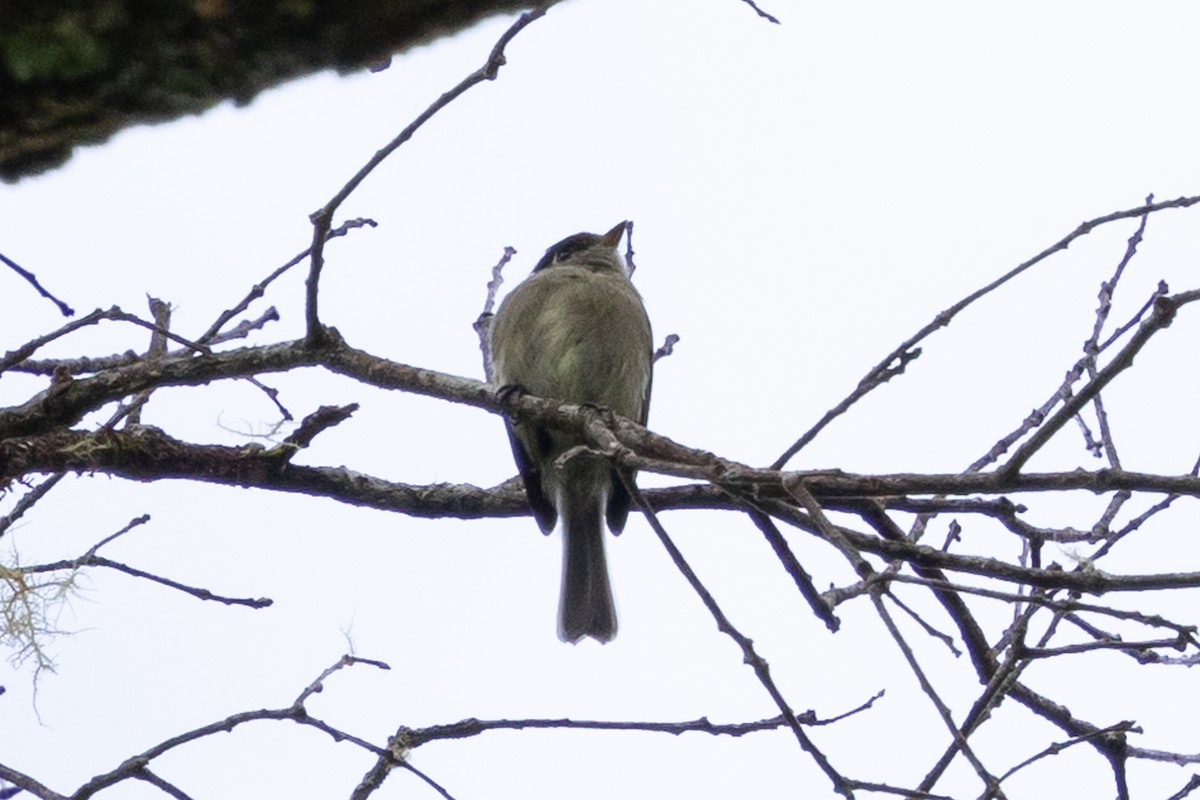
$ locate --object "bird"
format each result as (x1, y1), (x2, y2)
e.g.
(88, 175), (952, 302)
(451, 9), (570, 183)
(489, 221), (653, 643)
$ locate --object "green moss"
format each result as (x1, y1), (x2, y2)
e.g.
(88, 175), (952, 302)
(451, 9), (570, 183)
(3, 20), (110, 82)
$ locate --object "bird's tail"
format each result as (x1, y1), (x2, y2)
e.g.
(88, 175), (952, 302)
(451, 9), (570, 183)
(558, 473), (617, 643)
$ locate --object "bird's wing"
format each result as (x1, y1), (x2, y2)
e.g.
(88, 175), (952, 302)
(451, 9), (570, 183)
(507, 420), (558, 534)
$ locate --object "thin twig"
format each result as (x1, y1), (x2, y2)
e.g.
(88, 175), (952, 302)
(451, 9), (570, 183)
(22, 516), (271, 609)
(67, 655), (389, 799)
(0, 307), (111, 375)
(405, 701), (882, 748)
(23, 554), (272, 609)
(883, 574), (1198, 638)
(108, 309), (209, 356)
(1162, 774), (1200, 800)
(918, 600), (1045, 793)
(1075, 195), (1151, 468)
(874, 590), (1006, 798)
(122, 296), (172, 426)
(304, 5), (558, 343)
(1002, 290), (1200, 475)
(999, 722), (1137, 784)
(134, 770), (196, 800)
(0, 473), (64, 538)
(1090, 450), (1200, 560)
(885, 587), (962, 657)
(0, 763), (67, 800)
(474, 245), (516, 380)
(772, 194), (1200, 469)
(621, 475), (854, 798)
(845, 780), (956, 800)
(198, 218), (375, 345)
(0, 250), (74, 316)
(745, 508), (839, 631)
(738, 0), (782, 24)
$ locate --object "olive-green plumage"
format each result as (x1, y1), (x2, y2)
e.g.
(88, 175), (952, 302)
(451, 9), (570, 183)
(490, 222), (652, 643)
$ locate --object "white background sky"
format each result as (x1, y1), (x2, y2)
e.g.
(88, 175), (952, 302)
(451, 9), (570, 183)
(3, 1), (1200, 797)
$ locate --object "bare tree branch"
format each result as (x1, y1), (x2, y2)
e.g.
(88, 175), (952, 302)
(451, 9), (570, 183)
(0, 250), (74, 317)
(771, 195), (1200, 470)
(304, 3), (559, 344)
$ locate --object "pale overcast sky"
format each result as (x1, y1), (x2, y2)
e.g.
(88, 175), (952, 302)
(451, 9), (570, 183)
(3, 1), (1200, 798)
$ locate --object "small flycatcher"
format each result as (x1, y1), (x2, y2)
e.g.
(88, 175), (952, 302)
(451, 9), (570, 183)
(490, 222), (653, 643)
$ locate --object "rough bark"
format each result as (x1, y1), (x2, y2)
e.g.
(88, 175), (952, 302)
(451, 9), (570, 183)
(0, 0), (532, 180)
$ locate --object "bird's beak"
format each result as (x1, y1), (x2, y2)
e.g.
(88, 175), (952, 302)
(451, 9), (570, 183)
(600, 221), (628, 248)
